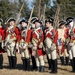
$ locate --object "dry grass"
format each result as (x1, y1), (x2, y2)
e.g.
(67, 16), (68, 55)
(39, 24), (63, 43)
(0, 53), (75, 75)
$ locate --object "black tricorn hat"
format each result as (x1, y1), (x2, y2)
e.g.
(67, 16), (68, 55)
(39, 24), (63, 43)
(59, 20), (66, 27)
(31, 17), (38, 24)
(66, 17), (74, 25)
(7, 18), (16, 23)
(34, 18), (42, 24)
(19, 19), (28, 24)
(45, 17), (54, 24)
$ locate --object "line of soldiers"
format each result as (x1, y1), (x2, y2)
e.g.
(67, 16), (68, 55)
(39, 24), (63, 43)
(0, 16), (75, 74)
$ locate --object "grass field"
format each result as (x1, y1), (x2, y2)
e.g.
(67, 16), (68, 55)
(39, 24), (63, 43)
(0, 53), (75, 75)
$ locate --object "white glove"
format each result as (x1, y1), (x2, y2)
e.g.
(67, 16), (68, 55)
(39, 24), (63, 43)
(39, 42), (43, 48)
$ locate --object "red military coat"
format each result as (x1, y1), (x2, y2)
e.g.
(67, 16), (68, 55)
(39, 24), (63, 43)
(44, 27), (54, 40)
(32, 27), (44, 56)
(20, 29), (32, 44)
(53, 28), (69, 53)
(5, 26), (20, 43)
(69, 28), (75, 41)
(20, 29), (32, 53)
(0, 27), (5, 53)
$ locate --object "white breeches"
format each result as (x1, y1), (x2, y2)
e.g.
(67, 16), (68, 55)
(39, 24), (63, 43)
(46, 48), (57, 60)
(6, 42), (16, 56)
(68, 44), (75, 59)
(20, 48), (30, 58)
(35, 55), (44, 67)
(51, 50), (57, 60)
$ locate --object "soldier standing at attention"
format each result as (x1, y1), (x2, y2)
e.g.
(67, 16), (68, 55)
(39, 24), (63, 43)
(30, 17), (37, 70)
(31, 18), (45, 72)
(19, 19), (32, 71)
(44, 18), (54, 70)
(57, 21), (69, 65)
(66, 17), (75, 72)
(5, 18), (20, 69)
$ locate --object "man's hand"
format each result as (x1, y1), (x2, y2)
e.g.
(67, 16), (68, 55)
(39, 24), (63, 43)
(51, 43), (56, 51)
(39, 42), (43, 48)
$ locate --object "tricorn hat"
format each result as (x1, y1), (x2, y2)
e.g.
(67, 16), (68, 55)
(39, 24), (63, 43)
(34, 18), (42, 24)
(19, 18), (28, 24)
(45, 17), (54, 24)
(59, 20), (66, 27)
(66, 17), (74, 25)
(31, 17), (38, 24)
(7, 17), (16, 23)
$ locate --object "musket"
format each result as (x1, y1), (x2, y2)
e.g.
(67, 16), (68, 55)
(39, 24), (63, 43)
(15, 2), (24, 25)
(26, 6), (34, 35)
(40, 4), (46, 26)
(53, 2), (60, 37)
(54, 3), (60, 29)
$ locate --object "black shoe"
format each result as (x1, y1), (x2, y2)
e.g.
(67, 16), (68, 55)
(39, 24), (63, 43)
(31, 56), (36, 70)
(8, 56), (13, 69)
(26, 58), (30, 71)
(22, 57), (27, 70)
(65, 57), (69, 65)
(12, 56), (17, 69)
(73, 57), (75, 72)
(50, 59), (54, 73)
(70, 59), (74, 72)
(60, 56), (64, 65)
(50, 59), (57, 74)
(0, 54), (3, 69)
(53, 59), (57, 73)
(47, 55), (51, 69)
(40, 66), (44, 72)
(48, 59), (52, 70)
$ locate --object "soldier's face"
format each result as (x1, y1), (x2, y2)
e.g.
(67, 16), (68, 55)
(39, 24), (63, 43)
(60, 25), (65, 29)
(21, 22), (27, 27)
(35, 22), (40, 28)
(31, 24), (35, 28)
(9, 21), (15, 26)
(46, 22), (52, 28)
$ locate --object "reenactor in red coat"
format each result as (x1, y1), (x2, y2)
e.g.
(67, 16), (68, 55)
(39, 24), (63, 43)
(19, 19), (32, 71)
(44, 18), (57, 73)
(66, 17), (75, 72)
(31, 18), (45, 72)
(55, 21), (69, 65)
(5, 18), (20, 69)
(44, 18), (53, 70)
(0, 18), (5, 69)
(30, 17), (37, 70)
